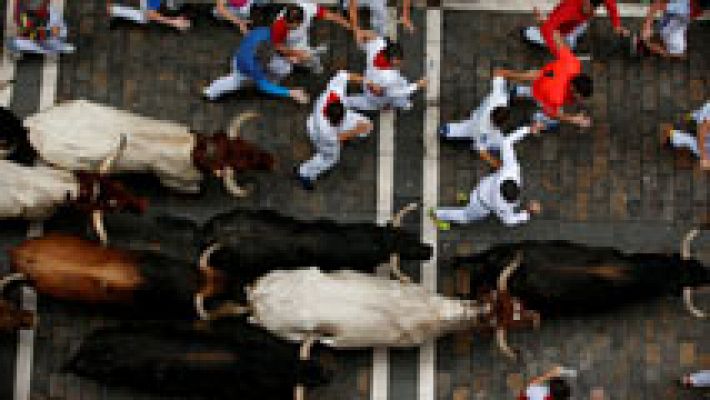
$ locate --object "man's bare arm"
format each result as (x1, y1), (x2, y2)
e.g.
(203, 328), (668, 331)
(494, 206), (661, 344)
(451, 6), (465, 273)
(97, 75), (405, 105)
(698, 121), (710, 169)
(493, 68), (538, 83)
(399, 0), (414, 32)
(322, 8), (353, 31)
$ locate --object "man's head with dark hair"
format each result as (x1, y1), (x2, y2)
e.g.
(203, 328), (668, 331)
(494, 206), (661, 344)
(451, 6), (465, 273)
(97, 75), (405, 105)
(284, 5), (305, 29)
(500, 179), (520, 203)
(490, 106), (511, 129)
(324, 101), (345, 126)
(383, 38), (404, 67)
(571, 73), (593, 99)
(548, 378), (571, 399)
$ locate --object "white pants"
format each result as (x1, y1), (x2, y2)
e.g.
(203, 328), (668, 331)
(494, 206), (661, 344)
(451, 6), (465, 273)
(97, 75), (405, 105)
(670, 130), (700, 157)
(346, 91), (412, 111)
(342, 0), (388, 36)
(268, 43), (326, 80)
(203, 68), (251, 100)
(109, 2), (149, 23)
(523, 22), (589, 49)
(298, 112), (371, 181)
(687, 371), (710, 387)
(435, 189), (490, 224)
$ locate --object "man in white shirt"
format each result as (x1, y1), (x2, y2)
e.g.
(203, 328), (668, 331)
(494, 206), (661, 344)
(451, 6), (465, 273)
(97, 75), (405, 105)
(637, 0), (704, 58)
(519, 366), (574, 400)
(432, 123), (542, 227)
(345, 31), (427, 112)
(439, 72), (511, 168)
(297, 71), (374, 190)
(268, 3), (351, 80)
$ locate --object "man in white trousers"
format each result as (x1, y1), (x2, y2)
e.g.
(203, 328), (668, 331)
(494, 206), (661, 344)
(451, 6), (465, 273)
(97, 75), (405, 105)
(439, 70), (512, 168)
(346, 30), (427, 112)
(268, 3), (351, 80)
(341, 0), (413, 38)
(297, 71), (374, 190)
(662, 101), (710, 170)
(681, 370), (710, 388)
(106, 0), (191, 31)
(432, 122), (543, 227)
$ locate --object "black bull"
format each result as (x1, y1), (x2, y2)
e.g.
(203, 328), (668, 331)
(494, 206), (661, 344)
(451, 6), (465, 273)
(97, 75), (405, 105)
(64, 320), (333, 399)
(455, 240), (710, 317)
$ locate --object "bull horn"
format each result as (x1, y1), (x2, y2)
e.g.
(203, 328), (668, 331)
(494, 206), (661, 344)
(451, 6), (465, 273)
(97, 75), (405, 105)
(294, 336), (316, 400)
(680, 229), (707, 319)
(199, 243), (222, 272)
(388, 203), (418, 282)
(221, 167), (248, 197)
(91, 210), (108, 245)
(495, 327), (517, 360)
(99, 134), (128, 174)
(0, 273), (28, 298)
(227, 111), (260, 139)
(497, 251), (523, 292)
(391, 203), (418, 228)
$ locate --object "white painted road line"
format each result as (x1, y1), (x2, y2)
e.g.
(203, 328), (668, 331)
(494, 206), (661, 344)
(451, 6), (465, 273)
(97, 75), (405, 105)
(1, 0), (17, 107)
(418, 7), (441, 400)
(14, 287), (37, 400)
(372, 8), (400, 400)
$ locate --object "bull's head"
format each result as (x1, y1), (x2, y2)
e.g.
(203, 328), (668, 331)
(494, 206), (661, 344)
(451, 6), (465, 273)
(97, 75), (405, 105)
(192, 113), (276, 198)
(74, 135), (148, 244)
(468, 251), (540, 360)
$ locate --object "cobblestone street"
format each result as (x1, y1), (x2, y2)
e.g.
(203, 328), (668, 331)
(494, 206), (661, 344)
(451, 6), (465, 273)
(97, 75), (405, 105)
(0, 0), (709, 399)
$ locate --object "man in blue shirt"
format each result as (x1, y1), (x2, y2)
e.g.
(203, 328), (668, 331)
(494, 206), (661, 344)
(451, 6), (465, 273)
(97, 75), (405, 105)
(107, 0), (191, 31)
(203, 26), (309, 103)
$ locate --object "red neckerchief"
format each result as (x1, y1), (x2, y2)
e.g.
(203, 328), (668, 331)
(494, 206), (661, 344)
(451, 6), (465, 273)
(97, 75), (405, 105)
(323, 92), (340, 117)
(373, 51), (392, 69)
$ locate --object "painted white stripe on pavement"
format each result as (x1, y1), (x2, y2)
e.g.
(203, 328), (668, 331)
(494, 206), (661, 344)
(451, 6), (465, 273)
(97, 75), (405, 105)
(372, 7), (400, 400)
(418, 7), (440, 400)
(1, 0), (17, 107)
(39, 0), (64, 111)
(14, 287), (37, 400)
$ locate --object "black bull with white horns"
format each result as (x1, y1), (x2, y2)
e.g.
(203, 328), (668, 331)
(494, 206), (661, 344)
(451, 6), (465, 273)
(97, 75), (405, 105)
(455, 230), (710, 320)
(64, 320), (334, 400)
(0, 205), (434, 319)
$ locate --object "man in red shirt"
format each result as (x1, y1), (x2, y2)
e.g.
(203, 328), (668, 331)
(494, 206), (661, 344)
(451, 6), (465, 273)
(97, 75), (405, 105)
(268, 3), (351, 80)
(498, 32), (592, 131)
(521, 0), (629, 56)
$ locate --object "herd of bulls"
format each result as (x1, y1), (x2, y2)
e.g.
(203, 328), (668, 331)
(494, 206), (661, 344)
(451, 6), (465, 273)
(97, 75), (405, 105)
(0, 103), (708, 399)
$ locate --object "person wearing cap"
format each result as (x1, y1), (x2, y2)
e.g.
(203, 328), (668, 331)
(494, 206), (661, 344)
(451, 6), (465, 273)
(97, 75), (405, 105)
(297, 71), (374, 190)
(203, 26), (308, 103)
(268, 3), (351, 80)
(431, 122), (543, 227)
(345, 30), (427, 112)
(106, 0), (191, 31)
(636, 0), (706, 58)
(341, 0), (413, 39)
(438, 69), (512, 169)
(662, 101), (710, 170)
(496, 32), (592, 131)
(518, 366), (574, 400)
(520, 0), (629, 54)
